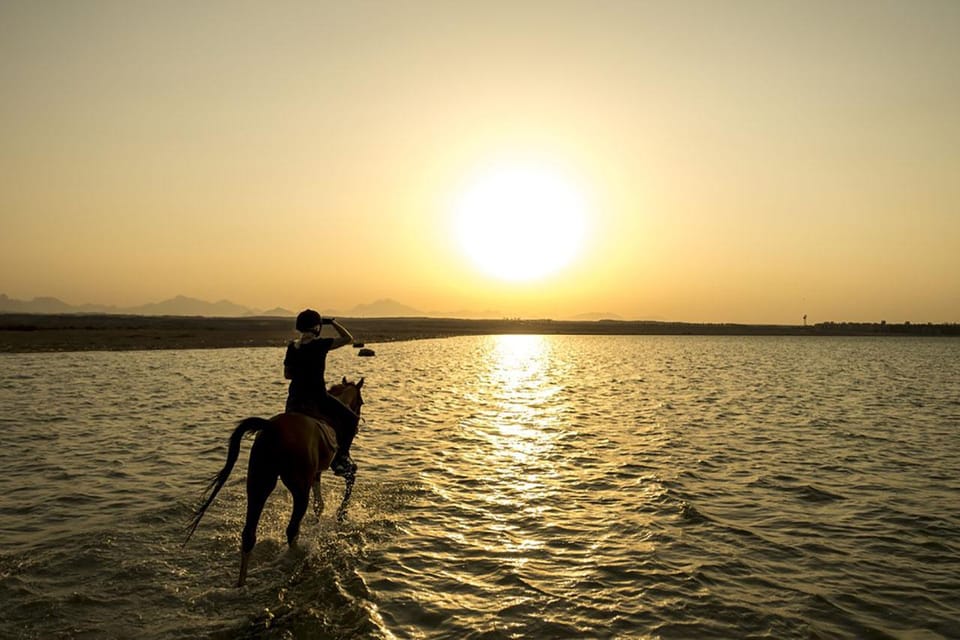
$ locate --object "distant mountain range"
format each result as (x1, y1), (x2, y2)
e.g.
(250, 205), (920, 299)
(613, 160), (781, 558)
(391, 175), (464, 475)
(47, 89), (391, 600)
(0, 294), (480, 319)
(0, 293), (620, 321)
(0, 294), (290, 317)
(345, 298), (424, 317)
(569, 311), (624, 321)
(0, 293), (466, 318)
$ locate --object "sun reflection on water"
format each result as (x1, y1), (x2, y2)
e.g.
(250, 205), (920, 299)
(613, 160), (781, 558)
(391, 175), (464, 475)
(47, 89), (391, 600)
(459, 335), (576, 580)
(480, 335), (564, 459)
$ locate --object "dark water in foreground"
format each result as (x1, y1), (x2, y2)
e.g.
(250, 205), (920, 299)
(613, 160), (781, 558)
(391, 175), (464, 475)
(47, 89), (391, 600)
(1, 335), (958, 639)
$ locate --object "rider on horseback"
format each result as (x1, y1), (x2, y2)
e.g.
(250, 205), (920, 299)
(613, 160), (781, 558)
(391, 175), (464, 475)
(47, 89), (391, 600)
(284, 309), (359, 477)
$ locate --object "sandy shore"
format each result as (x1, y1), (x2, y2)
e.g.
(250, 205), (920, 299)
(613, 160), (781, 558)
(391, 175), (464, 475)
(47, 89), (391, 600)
(0, 314), (954, 353)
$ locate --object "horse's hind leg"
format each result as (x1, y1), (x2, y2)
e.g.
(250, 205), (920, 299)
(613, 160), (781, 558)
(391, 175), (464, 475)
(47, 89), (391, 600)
(312, 474), (324, 518)
(239, 472), (277, 587)
(285, 484), (310, 548)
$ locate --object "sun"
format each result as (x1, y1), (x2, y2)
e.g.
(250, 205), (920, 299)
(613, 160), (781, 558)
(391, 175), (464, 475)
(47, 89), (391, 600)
(452, 161), (589, 281)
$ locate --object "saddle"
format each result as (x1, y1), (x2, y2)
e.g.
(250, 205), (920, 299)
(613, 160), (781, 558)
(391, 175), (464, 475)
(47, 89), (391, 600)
(287, 399), (340, 451)
(313, 419), (338, 454)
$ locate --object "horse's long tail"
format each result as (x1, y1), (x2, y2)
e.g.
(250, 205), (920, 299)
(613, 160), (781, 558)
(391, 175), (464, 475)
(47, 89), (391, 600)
(183, 417), (273, 546)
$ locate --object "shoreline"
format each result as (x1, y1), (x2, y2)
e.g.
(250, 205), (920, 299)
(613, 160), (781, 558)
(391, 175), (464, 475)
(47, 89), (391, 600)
(1, 313), (956, 353)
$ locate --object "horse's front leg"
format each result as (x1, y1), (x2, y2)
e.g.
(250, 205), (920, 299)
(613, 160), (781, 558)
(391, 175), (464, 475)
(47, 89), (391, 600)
(312, 473), (324, 518)
(335, 464), (357, 523)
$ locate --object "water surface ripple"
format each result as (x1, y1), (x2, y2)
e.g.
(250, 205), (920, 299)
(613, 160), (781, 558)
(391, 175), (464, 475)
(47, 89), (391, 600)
(1, 336), (958, 639)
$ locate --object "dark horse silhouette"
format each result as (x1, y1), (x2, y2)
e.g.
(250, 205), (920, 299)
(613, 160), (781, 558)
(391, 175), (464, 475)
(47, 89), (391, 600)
(184, 377), (365, 586)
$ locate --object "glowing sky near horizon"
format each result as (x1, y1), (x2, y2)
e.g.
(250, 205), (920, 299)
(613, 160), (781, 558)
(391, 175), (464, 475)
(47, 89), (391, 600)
(1, 1), (958, 323)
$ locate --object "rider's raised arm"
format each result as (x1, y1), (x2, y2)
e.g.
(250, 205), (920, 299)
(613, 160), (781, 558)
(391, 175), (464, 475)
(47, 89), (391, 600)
(328, 319), (354, 350)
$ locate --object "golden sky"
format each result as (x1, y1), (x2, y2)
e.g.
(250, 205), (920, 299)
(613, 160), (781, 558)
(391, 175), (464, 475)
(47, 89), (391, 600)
(2, 1), (958, 323)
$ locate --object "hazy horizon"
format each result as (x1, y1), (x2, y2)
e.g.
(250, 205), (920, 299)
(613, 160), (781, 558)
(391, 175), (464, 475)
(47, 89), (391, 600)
(3, 291), (956, 326)
(3, 1), (958, 324)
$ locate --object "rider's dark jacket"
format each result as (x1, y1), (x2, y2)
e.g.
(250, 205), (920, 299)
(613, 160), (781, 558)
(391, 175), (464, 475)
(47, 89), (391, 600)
(284, 338), (359, 455)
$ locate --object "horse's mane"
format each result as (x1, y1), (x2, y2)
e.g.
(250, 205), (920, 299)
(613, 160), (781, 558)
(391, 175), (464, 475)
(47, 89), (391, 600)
(328, 379), (364, 419)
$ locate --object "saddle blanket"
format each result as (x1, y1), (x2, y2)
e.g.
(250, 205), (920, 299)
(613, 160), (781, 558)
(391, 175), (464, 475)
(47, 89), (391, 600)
(315, 420), (338, 453)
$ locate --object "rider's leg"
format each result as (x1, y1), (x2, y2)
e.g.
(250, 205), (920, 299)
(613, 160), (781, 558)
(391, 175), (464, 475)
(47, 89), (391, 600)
(321, 395), (359, 475)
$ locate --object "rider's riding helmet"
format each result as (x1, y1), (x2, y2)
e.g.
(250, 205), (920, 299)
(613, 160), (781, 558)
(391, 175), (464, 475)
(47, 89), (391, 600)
(295, 309), (323, 333)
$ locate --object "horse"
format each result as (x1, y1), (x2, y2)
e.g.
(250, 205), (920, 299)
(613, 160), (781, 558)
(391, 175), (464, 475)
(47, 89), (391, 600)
(184, 377), (365, 587)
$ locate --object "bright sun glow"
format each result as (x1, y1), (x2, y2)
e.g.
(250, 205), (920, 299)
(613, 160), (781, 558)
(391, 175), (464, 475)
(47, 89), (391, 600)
(453, 162), (589, 281)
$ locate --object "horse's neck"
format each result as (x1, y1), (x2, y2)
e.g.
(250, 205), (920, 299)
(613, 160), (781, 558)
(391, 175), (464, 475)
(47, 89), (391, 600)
(331, 386), (357, 411)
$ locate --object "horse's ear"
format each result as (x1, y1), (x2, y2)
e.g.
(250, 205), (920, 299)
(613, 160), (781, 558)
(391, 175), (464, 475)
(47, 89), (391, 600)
(342, 376), (347, 384)
(357, 377), (364, 388)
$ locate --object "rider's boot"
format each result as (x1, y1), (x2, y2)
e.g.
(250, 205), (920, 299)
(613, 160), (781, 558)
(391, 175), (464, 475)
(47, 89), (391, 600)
(331, 453), (355, 477)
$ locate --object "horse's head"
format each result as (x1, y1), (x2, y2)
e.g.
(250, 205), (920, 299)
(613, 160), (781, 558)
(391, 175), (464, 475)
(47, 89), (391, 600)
(329, 376), (365, 415)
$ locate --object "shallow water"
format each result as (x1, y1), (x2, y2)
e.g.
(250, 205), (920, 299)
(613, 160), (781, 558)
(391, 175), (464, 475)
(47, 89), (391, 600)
(1, 335), (958, 639)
